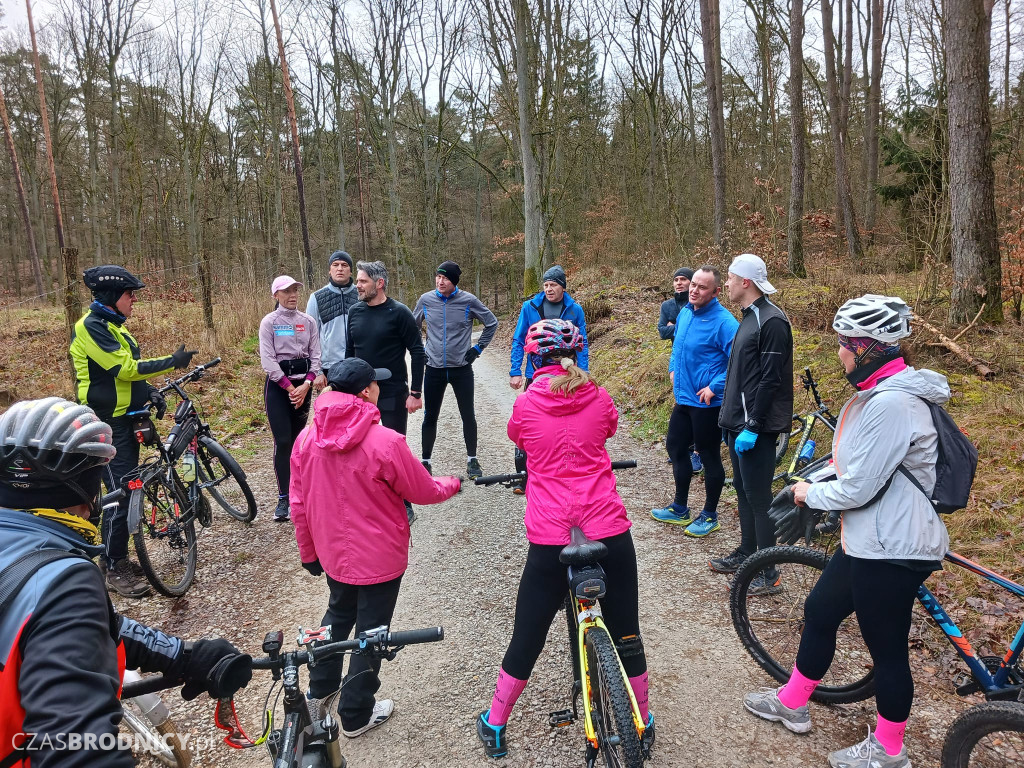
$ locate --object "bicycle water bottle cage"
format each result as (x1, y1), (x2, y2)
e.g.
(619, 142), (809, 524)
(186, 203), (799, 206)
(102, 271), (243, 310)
(298, 626), (332, 646)
(559, 527), (608, 566)
(568, 564), (607, 601)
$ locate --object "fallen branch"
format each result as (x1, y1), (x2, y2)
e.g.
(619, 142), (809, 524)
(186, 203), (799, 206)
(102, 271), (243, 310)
(949, 303), (985, 343)
(914, 313), (995, 380)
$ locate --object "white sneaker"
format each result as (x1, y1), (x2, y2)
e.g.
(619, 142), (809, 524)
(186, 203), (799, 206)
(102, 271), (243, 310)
(342, 699), (394, 738)
(828, 729), (911, 768)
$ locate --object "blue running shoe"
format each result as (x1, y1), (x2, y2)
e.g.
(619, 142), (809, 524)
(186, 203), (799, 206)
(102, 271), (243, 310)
(650, 504), (693, 526)
(690, 451), (703, 473)
(684, 512), (720, 537)
(477, 710), (508, 758)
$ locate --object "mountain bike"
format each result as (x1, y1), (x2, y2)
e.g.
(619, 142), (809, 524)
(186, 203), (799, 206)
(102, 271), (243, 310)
(121, 668), (191, 767)
(121, 624), (443, 768)
(476, 460), (649, 767)
(771, 367), (837, 486)
(941, 699), (1024, 767)
(730, 535), (1024, 705)
(124, 358), (257, 596)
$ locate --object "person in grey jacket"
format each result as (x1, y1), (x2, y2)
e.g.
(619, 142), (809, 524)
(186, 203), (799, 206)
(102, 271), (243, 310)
(308, 250), (359, 387)
(412, 261), (499, 479)
(743, 294), (948, 768)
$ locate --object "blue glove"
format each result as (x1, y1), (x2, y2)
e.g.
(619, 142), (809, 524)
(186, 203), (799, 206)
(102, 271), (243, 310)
(734, 429), (758, 453)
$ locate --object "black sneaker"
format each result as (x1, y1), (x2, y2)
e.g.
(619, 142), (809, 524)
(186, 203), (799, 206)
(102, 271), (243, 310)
(709, 549), (749, 574)
(467, 458), (483, 480)
(476, 710), (508, 758)
(748, 569), (783, 596)
(421, 459), (432, 474)
(273, 497), (290, 522)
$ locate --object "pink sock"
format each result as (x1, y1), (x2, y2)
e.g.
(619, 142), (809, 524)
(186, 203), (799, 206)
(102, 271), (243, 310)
(874, 714), (907, 756)
(776, 665), (820, 710)
(628, 672), (650, 722)
(487, 668), (528, 726)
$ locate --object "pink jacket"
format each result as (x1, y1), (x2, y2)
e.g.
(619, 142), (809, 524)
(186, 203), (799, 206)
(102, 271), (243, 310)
(508, 365), (631, 545)
(290, 390), (460, 584)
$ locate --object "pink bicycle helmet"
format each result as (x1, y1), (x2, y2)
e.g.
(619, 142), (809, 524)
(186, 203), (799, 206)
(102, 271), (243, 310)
(523, 319), (584, 358)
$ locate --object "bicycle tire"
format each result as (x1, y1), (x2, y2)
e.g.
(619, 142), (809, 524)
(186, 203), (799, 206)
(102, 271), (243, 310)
(121, 704), (192, 767)
(197, 436), (257, 522)
(584, 628), (643, 768)
(131, 473), (198, 597)
(941, 701), (1024, 768)
(730, 546), (875, 704)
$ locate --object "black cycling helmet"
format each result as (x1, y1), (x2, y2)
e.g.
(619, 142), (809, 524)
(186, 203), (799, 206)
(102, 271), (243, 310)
(0, 397), (115, 510)
(83, 264), (145, 306)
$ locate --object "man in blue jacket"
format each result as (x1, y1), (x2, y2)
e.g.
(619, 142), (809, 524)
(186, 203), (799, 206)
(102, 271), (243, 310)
(509, 265), (588, 389)
(651, 265), (739, 537)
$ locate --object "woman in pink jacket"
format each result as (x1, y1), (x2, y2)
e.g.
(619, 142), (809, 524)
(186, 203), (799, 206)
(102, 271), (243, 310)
(476, 319), (653, 759)
(290, 357), (461, 738)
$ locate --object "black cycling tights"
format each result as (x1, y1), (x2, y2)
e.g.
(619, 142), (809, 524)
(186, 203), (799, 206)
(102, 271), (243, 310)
(501, 531), (647, 682)
(264, 377), (312, 497)
(665, 404), (725, 513)
(796, 546), (929, 722)
(421, 365), (477, 459)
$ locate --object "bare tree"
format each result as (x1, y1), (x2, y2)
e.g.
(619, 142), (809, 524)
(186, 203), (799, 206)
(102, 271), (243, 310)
(0, 80), (44, 294)
(787, 0), (806, 277)
(698, 0), (727, 252)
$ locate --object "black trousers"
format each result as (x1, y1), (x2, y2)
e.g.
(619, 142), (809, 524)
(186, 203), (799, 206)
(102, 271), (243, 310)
(421, 365), (477, 459)
(727, 429), (780, 554)
(308, 575), (403, 731)
(665, 404), (725, 513)
(377, 394), (414, 520)
(264, 378), (312, 497)
(101, 415), (140, 567)
(795, 546), (929, 722)
(501, 531), (647, 681)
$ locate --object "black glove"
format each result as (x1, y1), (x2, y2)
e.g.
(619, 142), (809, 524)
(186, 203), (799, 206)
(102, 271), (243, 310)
(464, 347), (481, 365)
(148, 388), (167, 420)
(767, 486), (819, 546)
(181, 638), (253, 701)
(170, 344), (198, 370)
(302, 559), (324, 577)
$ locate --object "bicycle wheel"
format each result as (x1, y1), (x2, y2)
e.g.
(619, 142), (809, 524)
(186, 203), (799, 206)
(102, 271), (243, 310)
(122, 703), (192, 767)
(197, 436), (257, 521)
(131, 473), (198, 597)
(941, 701), (1024, 768)
(730, 546), (875, 704)
(584, 628), (643, 768)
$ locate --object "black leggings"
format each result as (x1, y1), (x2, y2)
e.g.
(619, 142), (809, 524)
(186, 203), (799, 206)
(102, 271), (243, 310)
(264, 377), (312, 496)
(727, 429), (781, 554)
(501, 531), (647, 681)
(795, 546), (929, 722)
(665, 404), (725, 512)
(421, 365), (477, 459)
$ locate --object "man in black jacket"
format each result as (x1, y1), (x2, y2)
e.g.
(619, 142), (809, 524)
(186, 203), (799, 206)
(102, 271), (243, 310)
(711, 254), (794, 592)
(657, 267), (693, 340)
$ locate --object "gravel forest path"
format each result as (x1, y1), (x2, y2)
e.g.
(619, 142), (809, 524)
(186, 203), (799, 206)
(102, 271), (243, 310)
(129, 352), (973, 768)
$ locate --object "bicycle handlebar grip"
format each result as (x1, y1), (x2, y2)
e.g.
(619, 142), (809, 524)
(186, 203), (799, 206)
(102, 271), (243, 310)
(100, 488), (125, 506)
(387, 627), (444, 645)
(121, 674), (178, 698)
(474, 473), (520, 485)
(202, 357), (221, 369)
(610, 460), (637, 469)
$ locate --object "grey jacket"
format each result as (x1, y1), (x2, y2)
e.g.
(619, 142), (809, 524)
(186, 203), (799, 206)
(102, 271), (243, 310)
(804, 366), (951, 561)
(413, 288), (499, 368)
(307, 281), (359, 370)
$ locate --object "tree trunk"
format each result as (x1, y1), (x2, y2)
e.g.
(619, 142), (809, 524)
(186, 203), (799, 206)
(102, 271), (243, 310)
(515, 0), (542, 295)
(699, 0), (727, 252)
(946, 0), (1002, 323)
(0, 81), (45, 295)
(329, 1), (347, 252)
(787, 0), (806, 278)
(863, 0), (884, 245)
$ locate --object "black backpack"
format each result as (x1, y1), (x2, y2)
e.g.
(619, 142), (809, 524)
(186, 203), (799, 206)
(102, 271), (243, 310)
(895, 398), (978, 515)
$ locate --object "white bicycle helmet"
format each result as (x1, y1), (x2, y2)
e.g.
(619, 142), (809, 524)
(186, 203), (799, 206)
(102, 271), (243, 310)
(832, 294), (913, 343)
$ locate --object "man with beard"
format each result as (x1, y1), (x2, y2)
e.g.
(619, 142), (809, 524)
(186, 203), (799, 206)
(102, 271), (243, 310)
(307, 250), (359, 388)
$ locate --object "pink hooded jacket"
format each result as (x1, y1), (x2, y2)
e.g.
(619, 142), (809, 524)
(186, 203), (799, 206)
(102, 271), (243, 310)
(290, 390), (460, 584)
(508, 365), (631, 546)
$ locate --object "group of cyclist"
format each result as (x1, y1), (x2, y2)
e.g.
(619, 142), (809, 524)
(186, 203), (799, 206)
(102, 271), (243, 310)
(0, 247), (952, 768)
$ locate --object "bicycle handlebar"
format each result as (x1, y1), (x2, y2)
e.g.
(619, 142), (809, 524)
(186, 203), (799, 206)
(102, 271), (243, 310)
(158, 358), (222, 395)
(475, 460), (638, 487)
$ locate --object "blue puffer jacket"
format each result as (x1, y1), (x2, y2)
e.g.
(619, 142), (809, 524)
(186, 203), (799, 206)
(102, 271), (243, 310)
(668, 297), (739, 407)
(509, 292), (588, 379)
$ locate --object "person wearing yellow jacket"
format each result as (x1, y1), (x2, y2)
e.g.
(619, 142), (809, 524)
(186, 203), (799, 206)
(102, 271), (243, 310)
(69, 265), (197, 598)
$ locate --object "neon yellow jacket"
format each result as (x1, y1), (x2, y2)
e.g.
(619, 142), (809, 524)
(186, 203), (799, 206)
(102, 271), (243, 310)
(69, 305), (176, 421)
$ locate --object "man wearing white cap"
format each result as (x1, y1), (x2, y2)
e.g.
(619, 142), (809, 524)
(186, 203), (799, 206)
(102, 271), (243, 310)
(711, 254), (793, 591)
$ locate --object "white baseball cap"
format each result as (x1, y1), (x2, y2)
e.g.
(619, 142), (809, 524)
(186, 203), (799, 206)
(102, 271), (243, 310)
(728, 253), (776, 294)
(270, 275), (303, 296)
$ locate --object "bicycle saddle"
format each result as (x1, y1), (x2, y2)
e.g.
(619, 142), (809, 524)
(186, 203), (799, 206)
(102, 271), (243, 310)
(559, 527), (608, 566)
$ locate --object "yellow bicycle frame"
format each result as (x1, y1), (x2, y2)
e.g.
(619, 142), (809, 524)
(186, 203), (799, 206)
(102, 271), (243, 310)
(571, 596), (647, 749)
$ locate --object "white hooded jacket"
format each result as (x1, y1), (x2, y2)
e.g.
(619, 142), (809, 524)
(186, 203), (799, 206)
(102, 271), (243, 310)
(804, 365), (951, 561)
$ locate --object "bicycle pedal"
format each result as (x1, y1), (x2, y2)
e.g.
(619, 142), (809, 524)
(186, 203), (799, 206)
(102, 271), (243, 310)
(548, 709), (575, 727)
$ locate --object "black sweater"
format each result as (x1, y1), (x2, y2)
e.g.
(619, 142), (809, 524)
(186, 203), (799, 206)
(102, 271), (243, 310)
(346, 298), (426, 398)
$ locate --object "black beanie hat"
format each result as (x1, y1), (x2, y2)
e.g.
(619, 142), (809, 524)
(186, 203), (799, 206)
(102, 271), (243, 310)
(0, 465), (104, 510)
(673, 267), (695, 280)
(437, 261), (461, 285)
(542, 265), (567, 288)
(328, 250), (354, 269)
